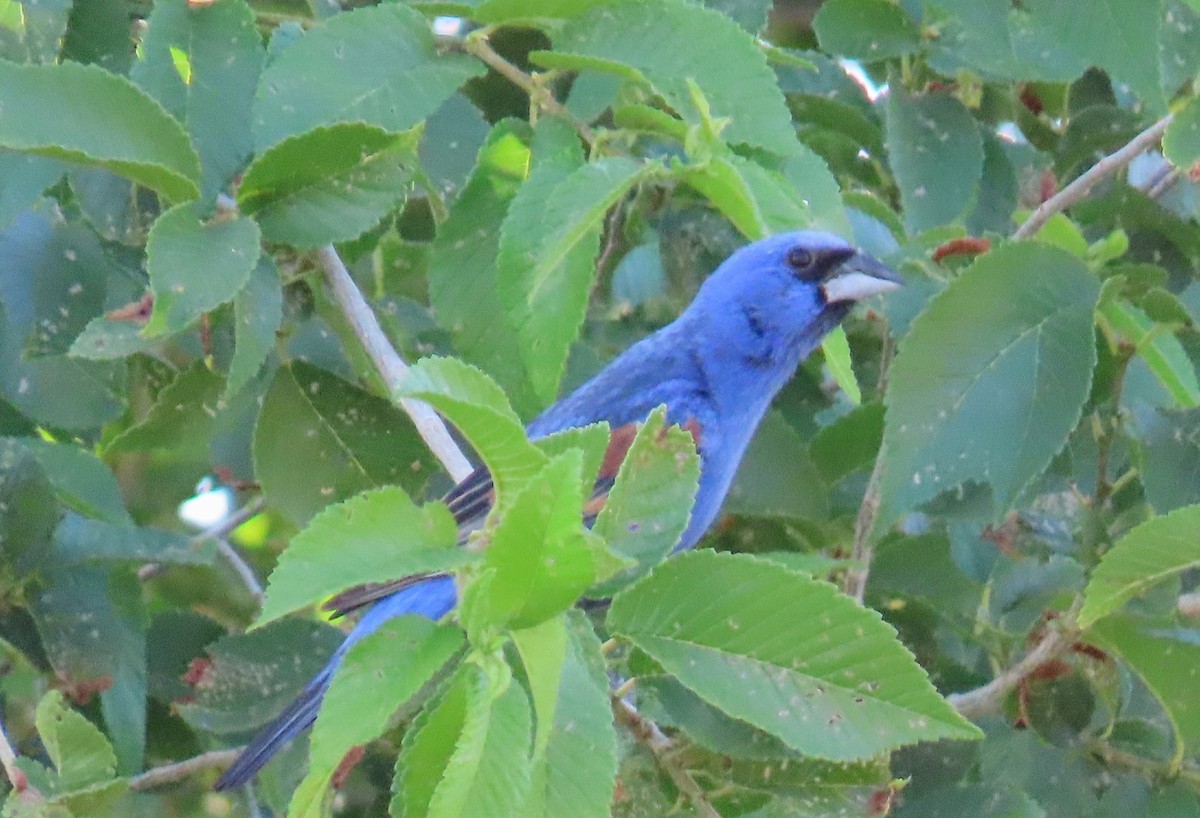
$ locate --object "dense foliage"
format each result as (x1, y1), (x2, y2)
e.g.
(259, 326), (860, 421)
(0, 0), (1199, 816)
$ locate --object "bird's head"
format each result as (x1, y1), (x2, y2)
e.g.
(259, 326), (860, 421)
(690, 230), (903, 365)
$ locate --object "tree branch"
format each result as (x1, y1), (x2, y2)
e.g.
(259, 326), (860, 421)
(213, 196), (473, 483)
(843, 449), (885, 604)
(315, 246), (474, 482)
(129, 748), (243, 791)
(457, 34), (597, 147)
(1013, 113), (1174, 240)
(947, 604), (1080, 719)
(611, 696), (722, 818)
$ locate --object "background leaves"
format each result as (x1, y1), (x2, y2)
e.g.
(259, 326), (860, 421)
(0, 0), (1198, 816)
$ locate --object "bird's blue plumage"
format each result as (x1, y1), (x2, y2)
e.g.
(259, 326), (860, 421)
(213, 231), (900, 790)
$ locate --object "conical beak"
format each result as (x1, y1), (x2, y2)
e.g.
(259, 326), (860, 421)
(821, 251), (904, 304)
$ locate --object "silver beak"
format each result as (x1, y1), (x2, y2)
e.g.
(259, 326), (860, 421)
(821, 251), (904, 304)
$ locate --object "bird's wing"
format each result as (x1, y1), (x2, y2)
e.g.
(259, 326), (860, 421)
(321, 417), (702, 619)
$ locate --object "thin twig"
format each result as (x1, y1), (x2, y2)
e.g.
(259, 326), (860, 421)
(315, 246), (474, 482)
(843, 451), (885, 604)
(1013, 113), (1174, 239)
(137, 497), (267, 591)
(214, 195), (473, 483)
(458, 34), (597, 146)
(129, 748), (243, 791)
(947, 602), (1081, 719)
(611, 696), (722, 818)
(0, 716), (29, 794)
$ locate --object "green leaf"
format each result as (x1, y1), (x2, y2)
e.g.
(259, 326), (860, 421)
(130, 0), (263, 201)
(1090, 615), (1200, 763)
(54, 513), (209, 566)
(527, 610), (617, 818)
(69, 314), (160, 361)
(885, 87), (984, 234)
(499, 147), (648, 403)
(681, 148), (851, 242)
(1079, 505), (1200, 628)
(290, 617), (464, 816)
(823, 327), (861, 405)
(511, 615), (568, 762)
(30, 565), (147, 773)
(812, 0), (922, 62)
(589, 407), (700, 596)
(1, 205), (110, 358)
(392, 660), (532, 818)
(177, 619), (344, 734)
(253, 361), (438, 524)
(608, 551), (981, 760)
(227, 256), (282, 399)
(399, 356), (547, 507)
(879, 243), (1100, 527)
(538, 0), (798, 156)
(1024, 0), (1165, 111)
(533, 420), (610, 497)
(61, 0), (135, 75)
(725, 410), (829, 522)
(108, 362), (224, 454)
(34, 690), (117, 791)
(1133, 407), (1200, 513)
(924, 0), (1083, 82)
(461, 451), (597, 633)
(427, 120), (540, 416)
(13, 439), (128, 524)
(1098, 298), (1200, 408)
(0, 152), (62, 231)
(0, 0), (68, 63)
(0, 59), (201, 202)
(256, 486), (462, 627)
(252, 3), (484, 150)
(495, 117), (584, 394)
(238, 124), (417, 248)
(143, 203), (260, 337)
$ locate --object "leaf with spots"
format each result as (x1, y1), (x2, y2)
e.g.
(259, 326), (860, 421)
(130, 0), (264, 201)
(1164, 95), (1200, 171)
(0, 205), (109, 358)
(107, 361), (225, 455)
(885, 86), (984, 235)
(813, 0), (922, 62)
(588, 406), (700, 597)
(608, 550), (981, 760)
(878, 243), (1099, 529)
(251, 3), (483, 150)
(143, 202), (261, 337)
(176, 619), (344, 735)
(30, 565), (148, 772)
(253, 361), (440, 524)
(237, 124), (417, 249)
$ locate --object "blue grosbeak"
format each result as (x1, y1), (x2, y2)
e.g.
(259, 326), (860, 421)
(215, 230), (901, 789)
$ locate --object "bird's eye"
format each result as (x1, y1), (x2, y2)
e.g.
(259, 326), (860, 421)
(786, 246), (816, 278)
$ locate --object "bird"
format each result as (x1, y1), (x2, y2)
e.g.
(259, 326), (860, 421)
(213, 230), (902, 790)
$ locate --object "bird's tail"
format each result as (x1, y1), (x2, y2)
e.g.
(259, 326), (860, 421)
(213, 576), (458, 791)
